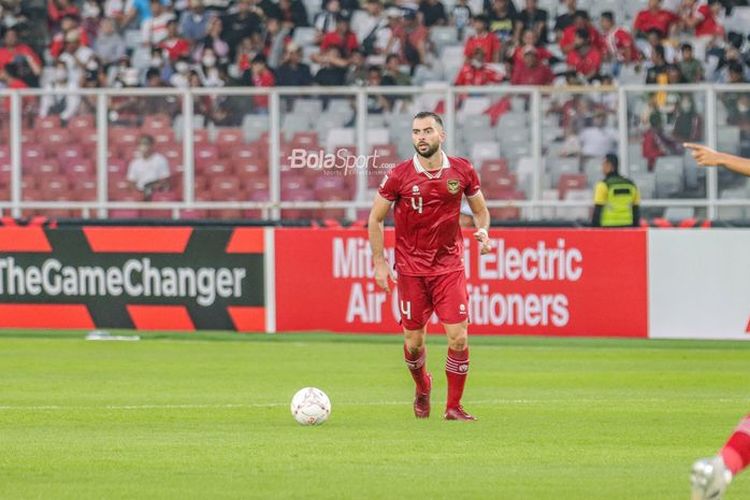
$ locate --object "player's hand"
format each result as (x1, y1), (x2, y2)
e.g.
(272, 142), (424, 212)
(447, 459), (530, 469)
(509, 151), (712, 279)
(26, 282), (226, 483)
(684, 143), (723, 167)
(374, 260), (396, 293)
(474, 229), (492, 255)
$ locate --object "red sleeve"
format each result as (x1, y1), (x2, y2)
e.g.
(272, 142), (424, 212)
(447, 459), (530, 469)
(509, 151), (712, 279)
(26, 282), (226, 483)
(80, 30), (90, 47)
(21, 46), (42, 66)
(50, 35), (64, 58)
(695, 5), (708, 21)
(464, 38), (476, 58)
(320, 33), (333, 51)
(378, 170), (400, 201)
(454, 65), (469, 85)
(560, 27), (574, 51)
(464, 163), (481, 197)
(48, 0), (62, 23)
(634, 12), (645, 32)
(348, 33), (359, 52)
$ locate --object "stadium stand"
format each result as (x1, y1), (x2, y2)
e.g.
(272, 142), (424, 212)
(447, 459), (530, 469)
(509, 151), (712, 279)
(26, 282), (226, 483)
(0, 0), (748, 222)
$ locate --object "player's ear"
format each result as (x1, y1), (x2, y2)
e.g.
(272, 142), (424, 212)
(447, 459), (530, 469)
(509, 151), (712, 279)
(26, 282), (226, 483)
(439, 128), (446, 143)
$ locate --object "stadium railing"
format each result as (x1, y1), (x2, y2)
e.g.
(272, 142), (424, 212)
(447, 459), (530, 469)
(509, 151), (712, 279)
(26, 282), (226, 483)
(0, 84), (749, 222)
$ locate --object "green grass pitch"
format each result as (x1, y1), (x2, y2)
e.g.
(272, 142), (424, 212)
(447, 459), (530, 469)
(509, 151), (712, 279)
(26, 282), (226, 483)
(2, 331), (750, 499)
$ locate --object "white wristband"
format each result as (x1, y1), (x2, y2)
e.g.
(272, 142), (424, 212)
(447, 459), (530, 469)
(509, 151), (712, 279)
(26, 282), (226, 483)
(476, 228), (488, 238)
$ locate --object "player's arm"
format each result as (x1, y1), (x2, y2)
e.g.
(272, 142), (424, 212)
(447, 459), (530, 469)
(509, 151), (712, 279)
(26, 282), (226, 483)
(466, 191), (492, 255)
(368, 193), (396, 292)
(684, 143), (750, 177)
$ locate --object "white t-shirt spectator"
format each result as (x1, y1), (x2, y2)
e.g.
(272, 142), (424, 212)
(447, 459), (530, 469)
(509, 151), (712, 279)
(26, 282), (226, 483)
(127, 152), (170, 190)
(579, 125), (618, 157)
(142, 12), (176, 45)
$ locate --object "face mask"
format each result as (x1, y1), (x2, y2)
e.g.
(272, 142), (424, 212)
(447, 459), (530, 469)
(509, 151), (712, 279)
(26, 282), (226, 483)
(86, 60), (98, 71)
(151, 57), (162, 67)
(471, 59), (482, 68)
(739, 103), (749, 113)
(202, 55), (216, 67)
(175, 61), (189, 73)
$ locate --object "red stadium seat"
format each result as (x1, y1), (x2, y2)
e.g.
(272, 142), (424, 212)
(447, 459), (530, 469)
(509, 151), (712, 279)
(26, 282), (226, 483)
(23, 145), (46, 163)
(39, 175), (70, 199)
(192, 129), (209, 144)
(143, 114), (171, 130)
(244, 178), (270, 196)
(57, 145), (86, 163)
(158, 143), (183, 163)
(0, 160), (11, 187)
(62, 158), (94, 176)
(216, 128), (244, 149)
(20, 130), (35, 144)
(147, 129), (175, 145)
(481, 158), (510, 175)
(230, 144), (266, 163)
(36, 116), (61, 130)
(181, 208), (208, 219)
(557, 174), (588, 200)
(483, 172), (518, 197)
(233, 160), (267, 179)
(30, 159), (60, 176)
(194, 144), (219, 164)
(291, 132), (319, 149)
(40, 128), (71, 149)
(201, 161), (231, 176)
(210, 176), (241, 200)
(67, 115), (94, 130)
(21, 176), (37, 192)
(109, 127), (140, 148)
(73, 178), (97, 201)
(0, 145), (8, 163)
(108, 160), (128, 179)
(109, 208), (141, 218)
(488, 190), (525, 221)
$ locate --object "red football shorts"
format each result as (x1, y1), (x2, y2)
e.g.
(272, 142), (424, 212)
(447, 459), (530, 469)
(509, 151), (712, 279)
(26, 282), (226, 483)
(396, 269), (469, 330)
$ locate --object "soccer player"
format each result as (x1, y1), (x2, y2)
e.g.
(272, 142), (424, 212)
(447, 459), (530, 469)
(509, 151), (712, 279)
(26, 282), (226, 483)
(367, 112), (492, 421)
(685, 142), (750, 499)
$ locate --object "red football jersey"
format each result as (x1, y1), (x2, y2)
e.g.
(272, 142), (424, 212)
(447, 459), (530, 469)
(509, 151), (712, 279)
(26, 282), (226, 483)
(378, 152), (481, 277)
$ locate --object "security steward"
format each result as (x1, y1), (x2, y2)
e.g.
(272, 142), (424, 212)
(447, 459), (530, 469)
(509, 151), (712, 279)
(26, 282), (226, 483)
(591, 154), (641, 227)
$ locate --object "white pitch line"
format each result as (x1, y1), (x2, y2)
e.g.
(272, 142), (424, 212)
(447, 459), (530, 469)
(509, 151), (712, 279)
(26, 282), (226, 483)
(0, 398), (748, 411)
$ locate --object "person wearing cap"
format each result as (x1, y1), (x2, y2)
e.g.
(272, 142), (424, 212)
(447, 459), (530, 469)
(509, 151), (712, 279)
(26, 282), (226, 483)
(464, 14), (500, 63)
(510, 46), (553, 84)
(591, 154), (641, 227)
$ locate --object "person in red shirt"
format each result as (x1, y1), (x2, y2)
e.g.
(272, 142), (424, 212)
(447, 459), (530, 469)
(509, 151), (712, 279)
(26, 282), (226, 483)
(694, 0), (724, 38)
(559, 10), (603, 54)
(48, 0), (80, 31)
(511, 28), (552, 67)
(566, 28), (602, 80)
(368, 111), (491, 422)
(464, 14), (501, 63)
(511, 47), (554, 85)
(250, 54), (275, 110)
(633, 0), (679, 38)
(49, 15), (91, 58)
(454, 48), (504, 85)
(159, 20), (191, 62)
(319, 13), (359, 58)
(0, 28), (42, 83)
(599, 11), (640, 64)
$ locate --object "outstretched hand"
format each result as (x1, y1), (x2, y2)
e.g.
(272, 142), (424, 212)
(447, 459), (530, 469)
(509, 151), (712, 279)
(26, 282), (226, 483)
(684, 143), (723, 167)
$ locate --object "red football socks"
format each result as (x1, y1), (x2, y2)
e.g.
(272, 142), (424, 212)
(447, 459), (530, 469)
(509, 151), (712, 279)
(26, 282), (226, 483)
(404, 344), (429, 393)
(445, 347), (469, 409)
(721, 414), (750, 475)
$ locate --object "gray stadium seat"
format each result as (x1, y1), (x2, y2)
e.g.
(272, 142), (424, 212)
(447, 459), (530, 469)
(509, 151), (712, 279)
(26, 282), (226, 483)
(293, 99), (324, 116)
(242, 114), (269, 142)
(632, 172), (656, 199)
(292, 27), (317, 47)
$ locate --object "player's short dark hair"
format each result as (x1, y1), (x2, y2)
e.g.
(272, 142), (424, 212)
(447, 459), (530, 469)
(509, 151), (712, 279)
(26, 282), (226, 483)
(605, 153), (619, 172)
(601, 11), (614, 23)
(413, 111), (444, 129)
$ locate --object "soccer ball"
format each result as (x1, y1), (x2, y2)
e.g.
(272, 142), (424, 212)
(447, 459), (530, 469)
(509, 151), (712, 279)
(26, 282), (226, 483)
(290, 387), (331, 426)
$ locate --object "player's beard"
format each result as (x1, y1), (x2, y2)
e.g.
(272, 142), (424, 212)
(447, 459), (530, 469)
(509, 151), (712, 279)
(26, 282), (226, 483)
(414, 141), (440, 159)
